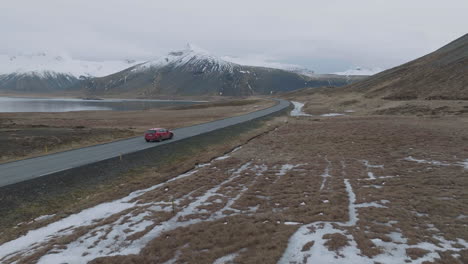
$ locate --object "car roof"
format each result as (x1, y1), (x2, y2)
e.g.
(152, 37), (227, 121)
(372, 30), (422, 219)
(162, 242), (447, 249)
(149, 128), (164, 130)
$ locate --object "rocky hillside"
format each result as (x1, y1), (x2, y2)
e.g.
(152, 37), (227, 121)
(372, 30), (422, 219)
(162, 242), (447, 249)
(342, 33), (468, 100)
(82, 45), (362, 97)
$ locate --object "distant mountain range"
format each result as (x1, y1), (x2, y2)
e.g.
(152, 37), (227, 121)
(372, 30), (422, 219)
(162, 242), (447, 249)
(341, 33), (468, 100)
(83, 44), (365, 97)
(0, 53), (140, 93)
(0, 45), (365, 96)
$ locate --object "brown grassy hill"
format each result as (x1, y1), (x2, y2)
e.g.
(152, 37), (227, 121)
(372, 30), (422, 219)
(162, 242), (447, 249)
(340, 33), (467, 100)
(283, 34), (468, 116)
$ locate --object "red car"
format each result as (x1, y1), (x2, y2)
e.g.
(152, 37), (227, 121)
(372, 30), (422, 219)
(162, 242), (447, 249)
(145, 128), (174, 142)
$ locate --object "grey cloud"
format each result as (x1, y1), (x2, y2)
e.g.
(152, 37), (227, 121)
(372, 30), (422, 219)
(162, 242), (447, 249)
(1, 0), (467, 73)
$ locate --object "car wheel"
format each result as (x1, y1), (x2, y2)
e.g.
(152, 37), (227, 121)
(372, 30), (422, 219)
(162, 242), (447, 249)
(145, 139), (150, 142)
(158, 136), (163, 142)
(169, 133), (173, 139)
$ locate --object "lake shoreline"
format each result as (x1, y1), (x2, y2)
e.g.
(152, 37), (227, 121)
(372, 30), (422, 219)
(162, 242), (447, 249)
(0, 96), (204, 113)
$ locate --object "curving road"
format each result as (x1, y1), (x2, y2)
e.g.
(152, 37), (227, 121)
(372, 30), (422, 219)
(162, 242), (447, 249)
(0, 99), (290, 187)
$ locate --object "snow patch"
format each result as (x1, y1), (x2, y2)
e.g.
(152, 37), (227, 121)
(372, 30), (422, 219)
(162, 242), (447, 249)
(0, 147), (247, 263)
(320, 113), (345, 117)
(276, 164), (300, 176)
(457, 159), (468, 170)
(290, 101), (311, 116)
(320, 157), (332, 190)
(33, 214), (55, 222)
(405, 156), (468, 170)
(284, 222), (302, 226)
(213, 248), (246, 264)
(404, 156), (451, 166)
(280, 178), (467, 263)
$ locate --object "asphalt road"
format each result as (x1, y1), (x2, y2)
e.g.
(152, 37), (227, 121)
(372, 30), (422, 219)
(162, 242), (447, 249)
(0, 99), (290, 187)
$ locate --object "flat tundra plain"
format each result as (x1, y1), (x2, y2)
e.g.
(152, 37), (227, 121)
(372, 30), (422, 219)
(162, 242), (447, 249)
(0, 104), (467, 264)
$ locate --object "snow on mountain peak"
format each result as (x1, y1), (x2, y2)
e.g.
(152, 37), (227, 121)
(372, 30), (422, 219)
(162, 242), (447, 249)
(136, 44), (235, 73)
(0, 53), (142, 78)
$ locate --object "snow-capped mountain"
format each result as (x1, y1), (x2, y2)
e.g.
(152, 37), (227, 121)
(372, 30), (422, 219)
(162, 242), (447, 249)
(84, 45), (358, 97)
(134, 44), (235, 74)
(334, 67), (383, 76)
(0, 53), (141, 78)
(0, 53), (141, 92)
(1, 45), (365, 96)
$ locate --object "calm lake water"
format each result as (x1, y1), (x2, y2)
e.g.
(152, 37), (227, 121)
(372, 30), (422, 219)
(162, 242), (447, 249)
(0, 97), (201, 113)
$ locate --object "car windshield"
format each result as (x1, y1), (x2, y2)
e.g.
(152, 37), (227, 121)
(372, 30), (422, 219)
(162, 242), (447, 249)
(146, 130), (156, 133)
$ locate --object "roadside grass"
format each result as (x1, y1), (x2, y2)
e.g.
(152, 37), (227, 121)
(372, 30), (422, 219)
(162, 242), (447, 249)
(0, 127), (137, 163)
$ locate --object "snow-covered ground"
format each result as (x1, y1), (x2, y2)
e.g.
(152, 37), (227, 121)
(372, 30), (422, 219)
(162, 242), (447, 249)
(404, 156), (468, 170)
(290, 101), (349, 117)
(0, 146), (265, 263)
(320, 113), (345, 117)
(2, 146), (466, 263)
(290, 101), (312, 116)
(0, 53), (141, 77)
(278, 158), (468, 264)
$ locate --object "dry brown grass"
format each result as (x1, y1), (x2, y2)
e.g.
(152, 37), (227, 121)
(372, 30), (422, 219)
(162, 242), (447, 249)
(91, 216), (296, 264)
(323, 233), (350, 253)
(406, 247), (431, 260)
(88, 114), (466, 263)
(283, 88), (468, 117)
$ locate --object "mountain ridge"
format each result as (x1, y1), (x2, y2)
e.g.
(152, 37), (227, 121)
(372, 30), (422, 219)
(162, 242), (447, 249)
(0, 46), (366, 96)
(82, 46), (363, 97)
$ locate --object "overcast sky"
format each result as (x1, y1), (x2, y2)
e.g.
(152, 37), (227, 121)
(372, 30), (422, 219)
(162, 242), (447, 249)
(2, 0), (467, 73)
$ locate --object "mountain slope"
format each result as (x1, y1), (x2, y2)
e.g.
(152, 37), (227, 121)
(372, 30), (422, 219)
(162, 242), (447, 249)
(0, 72), (79, 93)
(0, 53), (140, 92)
(220, 55), (317, 77)
(341, 33), (468, 100)
(83, 45), (362, 97)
